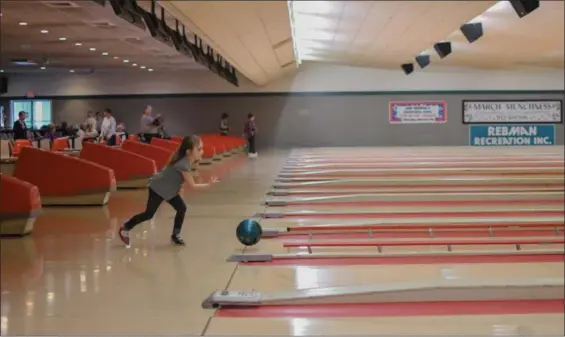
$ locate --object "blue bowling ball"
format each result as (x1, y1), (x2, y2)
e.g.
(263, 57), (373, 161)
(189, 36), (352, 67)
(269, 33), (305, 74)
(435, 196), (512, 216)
(236, 219), (263, 246)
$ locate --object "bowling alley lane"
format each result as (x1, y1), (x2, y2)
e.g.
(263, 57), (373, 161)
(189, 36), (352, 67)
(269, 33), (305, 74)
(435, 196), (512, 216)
(226, 263), (564, 293)
(205, 314), (565, 335)
(256, 215), (565, 230)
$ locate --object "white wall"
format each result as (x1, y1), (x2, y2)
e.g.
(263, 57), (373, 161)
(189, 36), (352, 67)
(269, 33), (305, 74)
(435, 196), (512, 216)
(3, 63), (564, 97)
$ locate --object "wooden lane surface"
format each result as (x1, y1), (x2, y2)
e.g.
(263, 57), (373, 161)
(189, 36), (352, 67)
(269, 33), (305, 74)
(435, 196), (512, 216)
(276, 169), (564, 180)
(206, 314), (565, 335)
(287, 146), (564, 157)
(264, 191), (565, 204)
(274, 176), (565, 187)
(282, 160), (565, 171)
(249, 233), (564, 256)
(256, 215), (565, 230)
(269, 185), (565, 195)
(210, 148), (564, 336)
(208, 147), (565, 335)
(225, 263), (564, 292)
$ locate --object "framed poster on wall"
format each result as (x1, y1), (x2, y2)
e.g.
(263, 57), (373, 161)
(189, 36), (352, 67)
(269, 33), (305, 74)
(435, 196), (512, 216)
(469, 124), (555, 146)
(462, 99), (563, 124)
(389, 101), (447, 124)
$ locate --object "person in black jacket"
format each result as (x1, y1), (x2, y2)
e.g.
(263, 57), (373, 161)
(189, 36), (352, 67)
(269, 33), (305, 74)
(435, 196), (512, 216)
(12, 111), (29, 140)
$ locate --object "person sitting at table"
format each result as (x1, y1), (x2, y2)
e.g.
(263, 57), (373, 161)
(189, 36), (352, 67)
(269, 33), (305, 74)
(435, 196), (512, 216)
(44, 124), (58, 142)
(116, 122), (128, 142)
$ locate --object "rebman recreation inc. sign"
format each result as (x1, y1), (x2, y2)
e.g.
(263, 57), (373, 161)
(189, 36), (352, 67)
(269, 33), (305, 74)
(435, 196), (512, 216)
(463, 100), (563, 124)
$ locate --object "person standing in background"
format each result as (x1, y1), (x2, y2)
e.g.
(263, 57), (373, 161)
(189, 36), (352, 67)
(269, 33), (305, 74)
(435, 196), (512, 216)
(219, 113), (229, 136)
(140, 105), (160, 143)
(13, 111), (29, 140)
(100, 108), (117, 145)
(86, 111), (97, 131)
(95, 111), (103, 133)
(244, 113), (257, 158)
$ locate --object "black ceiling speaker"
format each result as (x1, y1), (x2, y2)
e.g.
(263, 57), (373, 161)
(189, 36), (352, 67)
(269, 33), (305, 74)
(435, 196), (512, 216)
(460, 22), (483, 43)
(0, 77), (8, 95)
(509, 0), (540, 18)
(434, 41), (452, 59)
(401, 63), (414, 75)
(415, 54), (430, 69)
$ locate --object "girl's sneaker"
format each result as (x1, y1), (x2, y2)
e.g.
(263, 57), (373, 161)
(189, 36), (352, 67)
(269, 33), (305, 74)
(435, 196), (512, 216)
(171, 234), (186, 246)
(118, 226), (131, 248)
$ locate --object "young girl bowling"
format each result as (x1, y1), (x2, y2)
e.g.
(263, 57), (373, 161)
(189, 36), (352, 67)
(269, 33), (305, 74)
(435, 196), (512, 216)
(118, 135), (218, 247)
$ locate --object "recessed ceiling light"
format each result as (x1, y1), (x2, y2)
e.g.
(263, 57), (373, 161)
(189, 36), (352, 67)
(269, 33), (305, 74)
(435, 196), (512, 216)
(132, 63), (137, 67)
(123, 60), (129, 63)
(40, 30), (49, 34)
(140, 66), (146, 69)
(19, 22), (28, 26)
(113, 56), (119, 59)
(0, 70), (4, 73)
(89, 47), (96, 51)
(40, 66), (46, 70)
(69, 70), (75, 73)
(59, 37), (67, 41)
(148, 68), (154, 72)
(102, 52), (108, 56)
(75, 42), (82, 46)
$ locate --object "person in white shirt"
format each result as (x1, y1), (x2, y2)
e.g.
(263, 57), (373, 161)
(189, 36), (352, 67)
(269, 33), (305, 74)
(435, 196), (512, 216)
(100, 108), (117, 145)
(85, 111), (97, 131)
(77, 123), (99, 139)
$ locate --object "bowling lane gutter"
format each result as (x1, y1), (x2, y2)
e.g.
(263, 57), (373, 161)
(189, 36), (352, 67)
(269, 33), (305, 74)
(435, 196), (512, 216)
(262, 199), (564, 207)
(239, 254), (565, 267)
(215, 299), (564, 318)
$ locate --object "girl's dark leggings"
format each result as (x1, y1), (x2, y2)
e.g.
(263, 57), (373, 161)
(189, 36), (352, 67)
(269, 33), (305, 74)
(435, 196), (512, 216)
(124, 188), (187, 235)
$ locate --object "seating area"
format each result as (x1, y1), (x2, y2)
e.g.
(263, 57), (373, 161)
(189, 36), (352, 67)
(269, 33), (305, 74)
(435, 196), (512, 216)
(0, 134), (246, 236)
(0, 174), (42, 236)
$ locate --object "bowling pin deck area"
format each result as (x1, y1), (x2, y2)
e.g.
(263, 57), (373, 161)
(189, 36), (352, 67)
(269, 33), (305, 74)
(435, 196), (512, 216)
(205, 146), (565, 335)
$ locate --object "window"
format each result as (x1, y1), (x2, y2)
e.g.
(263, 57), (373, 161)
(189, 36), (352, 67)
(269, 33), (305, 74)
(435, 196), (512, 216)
(10, 99), (53, 129)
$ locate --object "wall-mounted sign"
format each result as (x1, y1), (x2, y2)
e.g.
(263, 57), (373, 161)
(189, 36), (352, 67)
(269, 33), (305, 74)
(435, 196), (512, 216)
(463, 99), (562, 124)
(469, 124), (555, 146)
(389, 101), (447, 124)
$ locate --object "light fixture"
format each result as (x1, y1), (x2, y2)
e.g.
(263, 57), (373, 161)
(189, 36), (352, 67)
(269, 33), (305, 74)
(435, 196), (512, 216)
(89, 47), (96, 51)
(132, 63), (137, 67)
(69, 69), (75, 73)
(75, 42), (82, 46)
(113, 56), (119, 59)
(148, 68), (154, 72)
(102, 52), (108, 56)
(123, 59), (129, 63)
(0, 70), (4, 73)
(19, 22), (28, 26)
(40, 30), (49, 34)
(40, 66), (46, 70)
(59, 37), (67, 41)
(140, 66), (146, 69)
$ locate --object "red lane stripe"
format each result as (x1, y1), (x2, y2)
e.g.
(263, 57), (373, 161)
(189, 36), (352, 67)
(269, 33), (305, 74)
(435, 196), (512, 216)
(283, 211), (564, 219)
(217, 299), (564, 318)
(249, 254), (565, 267)
(283, 237), (564, 248)
(271, 200), (564, 208)
(276, 183), (564, 190)
(280, 189), (564, 196)
(283, 163), (565, 170)
(286, 157), (563, 162)
(282, 230), (561, 240)
(288, 222), (564, 232)
(279, 172), (563, 179)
